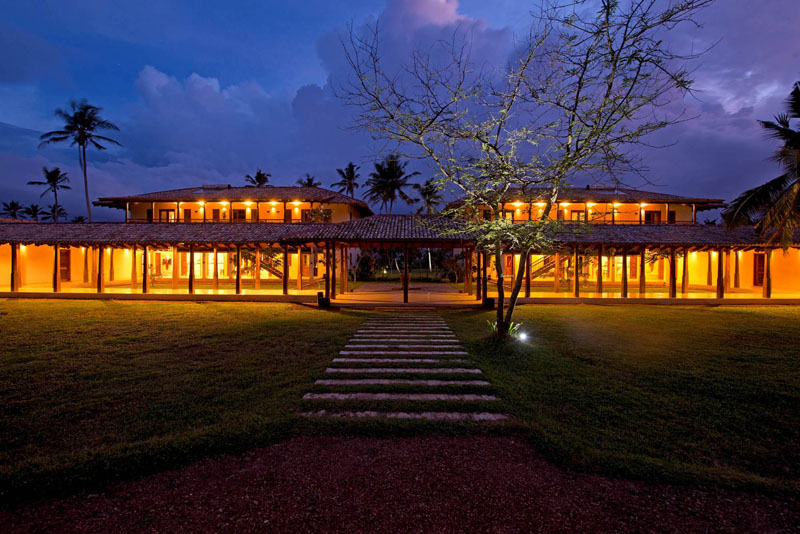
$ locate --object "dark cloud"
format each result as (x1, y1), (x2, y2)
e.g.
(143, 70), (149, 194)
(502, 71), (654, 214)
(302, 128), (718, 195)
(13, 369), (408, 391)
(0, 0), (798, 222)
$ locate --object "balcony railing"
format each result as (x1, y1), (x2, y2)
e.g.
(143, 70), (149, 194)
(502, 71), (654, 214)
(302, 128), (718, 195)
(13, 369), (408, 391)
(127, 218), (307, 224)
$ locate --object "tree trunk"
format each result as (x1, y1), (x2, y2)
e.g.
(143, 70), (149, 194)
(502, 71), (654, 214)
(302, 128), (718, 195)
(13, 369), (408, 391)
(82, 144), (92, 222)
(494, 241), (505, 334)
(504, 250), (530, 328)
(53, 190), (58, 224)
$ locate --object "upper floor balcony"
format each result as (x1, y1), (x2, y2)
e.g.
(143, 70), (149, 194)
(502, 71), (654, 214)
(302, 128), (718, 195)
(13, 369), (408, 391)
(94, 184), (373, 224)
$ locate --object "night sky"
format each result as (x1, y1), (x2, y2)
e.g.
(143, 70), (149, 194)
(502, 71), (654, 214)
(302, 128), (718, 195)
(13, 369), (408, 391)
(1, 0), (798, 221)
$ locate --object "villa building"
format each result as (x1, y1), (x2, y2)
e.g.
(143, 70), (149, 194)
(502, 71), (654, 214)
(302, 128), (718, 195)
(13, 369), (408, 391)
(0, 183), (798, 304)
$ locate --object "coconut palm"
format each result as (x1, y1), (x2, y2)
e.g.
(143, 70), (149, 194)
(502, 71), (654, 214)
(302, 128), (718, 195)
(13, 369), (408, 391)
(38, 99), (121, 222)
(413, 178), (444, 214)
(724, 82), (800, 247)
(42, 204), (67, 223)
(297, 173), (321, 187)
(1, 201), (24, 219)
(332, 162), (361, 197)
(27, 167), (71, 223)
(244, 169), (271, 187)
(21, 204), (45, 221)
(365, 154), (419, 213)
(71, 216), (87, 223)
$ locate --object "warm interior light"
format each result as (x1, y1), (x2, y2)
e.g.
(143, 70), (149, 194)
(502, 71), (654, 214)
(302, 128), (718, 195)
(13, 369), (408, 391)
(269, 201), (278, 205)
(560, 202), (570, 207)
(586, 202), (595, 207)
(639, 203), (647, 208)
(292, 201), (301, 205)
(513, 201), (523, 207)
(20, 245), (26, 251)
(613, 202), (621, 207)
(198, 201), (205, 205)
(536, 202), (546, 207)
(244, 201), (252, 206)
(294, 207), (300, 212)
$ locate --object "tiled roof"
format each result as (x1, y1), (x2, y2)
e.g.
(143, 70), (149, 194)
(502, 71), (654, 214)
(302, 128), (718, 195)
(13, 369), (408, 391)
(94, 184), (373, 215)
(0, 217), (30, 223)
(0, 216), (794, 248)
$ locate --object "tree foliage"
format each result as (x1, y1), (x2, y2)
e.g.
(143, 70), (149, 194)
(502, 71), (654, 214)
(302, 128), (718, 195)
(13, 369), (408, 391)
(340, 0), (712, 335)
(364, 154), (419, 213)
(723, 82), (800, 248)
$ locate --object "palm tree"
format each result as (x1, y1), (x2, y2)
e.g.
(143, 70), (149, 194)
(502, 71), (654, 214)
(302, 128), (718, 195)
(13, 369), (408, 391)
(22, 204), (45, 221)
(365, 154), (419, 213)
(1, 201), (24, 219)
(27, 167), (71, 223)
(413, 178), (444, 214)
(42, 204), (67, 223)
(724, 82), (800, 247)
(71, 216), (87, 223)
(297, 173), (321, 187)
(332, 162), (360, 197)
(245, 169), (271, 187)
(38, 99), (121, 222)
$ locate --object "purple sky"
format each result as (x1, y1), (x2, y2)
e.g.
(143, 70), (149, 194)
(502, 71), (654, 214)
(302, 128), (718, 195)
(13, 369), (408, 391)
(1, 0), (799, 220)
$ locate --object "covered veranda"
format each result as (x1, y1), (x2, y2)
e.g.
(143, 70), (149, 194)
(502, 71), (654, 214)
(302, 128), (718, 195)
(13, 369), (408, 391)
(1, 216), (799, 305)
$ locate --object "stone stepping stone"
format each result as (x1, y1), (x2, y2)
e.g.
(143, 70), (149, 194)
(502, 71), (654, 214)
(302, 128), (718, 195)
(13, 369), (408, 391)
(315, 379), (491, 386)
(325, 367), (482, 374)
(350, 336), (460, 345)
(301, 410), (508, 421)
(344, 344), (462, 350)
(332, 358), (470, 364)
(340, 350), (467, 355)
(303, 392), (498, 401)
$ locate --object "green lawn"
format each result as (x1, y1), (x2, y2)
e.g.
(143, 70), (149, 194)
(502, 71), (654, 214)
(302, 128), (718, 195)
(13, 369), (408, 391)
(1, 301), (798, 501)
(444, 306), (800, 493)
(0, 300), (365, 502)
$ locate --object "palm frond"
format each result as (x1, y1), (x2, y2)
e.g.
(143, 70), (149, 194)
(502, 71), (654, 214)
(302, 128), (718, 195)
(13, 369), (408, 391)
(722, 173), (794, 229)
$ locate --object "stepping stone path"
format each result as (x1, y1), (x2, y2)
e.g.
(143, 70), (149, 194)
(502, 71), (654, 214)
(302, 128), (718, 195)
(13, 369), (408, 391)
(301, 314), (508, 422)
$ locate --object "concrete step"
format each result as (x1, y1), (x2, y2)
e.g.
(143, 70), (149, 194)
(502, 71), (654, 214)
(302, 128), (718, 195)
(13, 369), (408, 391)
(300, 410), (508, 421)
(303, 393), (499, 401)
(325, 367), (482, 374)
(332, 358), (470, 364)
(315, 379), (491, 386)
(340, 350), (468, 356)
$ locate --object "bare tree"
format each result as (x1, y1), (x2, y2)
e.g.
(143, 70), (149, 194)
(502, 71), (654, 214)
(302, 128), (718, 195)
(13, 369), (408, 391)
(340, 0), (712, 336)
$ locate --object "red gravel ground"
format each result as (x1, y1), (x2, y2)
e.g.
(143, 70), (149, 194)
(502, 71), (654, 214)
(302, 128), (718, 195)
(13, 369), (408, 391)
(3, 436), (798, 533)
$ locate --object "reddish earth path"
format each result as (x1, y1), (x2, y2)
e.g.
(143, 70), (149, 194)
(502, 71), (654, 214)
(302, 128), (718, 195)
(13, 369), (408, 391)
(3, 437), (797, 533)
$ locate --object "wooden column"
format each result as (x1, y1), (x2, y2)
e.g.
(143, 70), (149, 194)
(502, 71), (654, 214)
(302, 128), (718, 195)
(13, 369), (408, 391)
(734, 250), (740, 288)
(724, 250), (731, 290)
(52, 245), (61, 292)
(188, 245), (195, 294)
(465, 250), (473, 295)
(476, 251), (482, 300)
(596, 247), (603, 294)
(525, 251), (531, 298)
(553, 252), (561, 292)
(235, 245), (242, 294)
(639, 249), (646, 296)
(573, 246), (580, 297)
(171, 246), (179, 290)
(324, 242), (330, 299)
(706, 251), (713, 286)
(763, 249), (772, 298)
(83, 247), (89, 284)
(716, 249), (725, 299)
(213, 247), (219, 291)
(681, 248), (689, 295)
(339, 246), (347, 294)
(331, 243), (337, 300)
(254, 247), (261, 290)
(282, 246), (289, 295)
(297, 250), (303, 291)
(142, 246), (149, 294)
(482, 251), (488, 297)
(621, 248), (628, 298)
(669, 248), (677, 298)
(109, 247), (114, 282)
(403, 245), (410, 303)
(342, 246), (349, 293)
(130, 247), (138, 291)
(10, 244), (19, 291)
(97, 246), (105, 293)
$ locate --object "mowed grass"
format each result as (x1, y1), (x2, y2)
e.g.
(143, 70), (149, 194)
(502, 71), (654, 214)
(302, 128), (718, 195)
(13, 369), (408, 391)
(1, 301), (798, 501)
(0, 300), (365, 502)
(444, 306), (800, 493)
